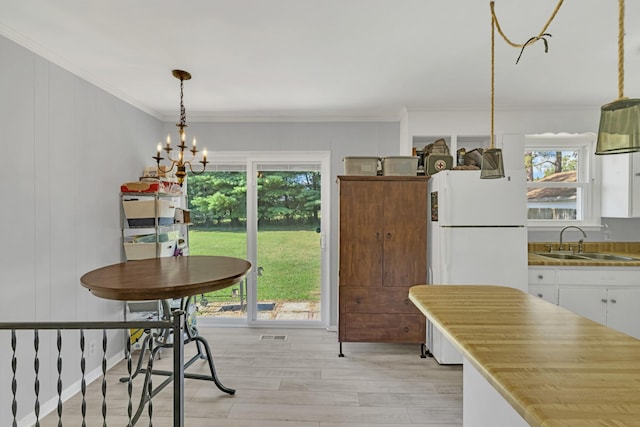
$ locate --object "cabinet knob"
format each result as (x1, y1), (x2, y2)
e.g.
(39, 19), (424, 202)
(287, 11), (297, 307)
(601, 298), (608, 303)
(375, 232), (381, 240)
(386, 232), (392, 239)
(403, 327), (409, 333)
(537, 293), (543, 298)
(355, 298), (361, 304)
(611, 299), (617, 304)
(537, 274), (543, 280)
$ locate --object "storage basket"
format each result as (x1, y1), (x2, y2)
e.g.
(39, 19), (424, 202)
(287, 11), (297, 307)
(124, 240), (177, 260)
(343, 157), (379, 176)
(122, 199), (176, 227)
(381, 156), (419, 176)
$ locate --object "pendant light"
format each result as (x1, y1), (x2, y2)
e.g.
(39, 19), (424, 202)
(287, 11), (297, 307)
(595, 0), (640, 155)
(481, 4), (505, 179)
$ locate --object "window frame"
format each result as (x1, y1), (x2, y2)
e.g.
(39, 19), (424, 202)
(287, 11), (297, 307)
(525, 132), (601, 229)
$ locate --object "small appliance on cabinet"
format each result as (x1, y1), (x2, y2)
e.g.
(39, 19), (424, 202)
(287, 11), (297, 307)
(427, 169), (527, 364)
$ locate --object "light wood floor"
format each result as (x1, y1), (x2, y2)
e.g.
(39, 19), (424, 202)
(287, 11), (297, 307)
(40, 327), (463, 426)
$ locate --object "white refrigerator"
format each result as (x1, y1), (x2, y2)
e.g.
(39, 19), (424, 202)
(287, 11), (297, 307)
(427, 169), (528, 364)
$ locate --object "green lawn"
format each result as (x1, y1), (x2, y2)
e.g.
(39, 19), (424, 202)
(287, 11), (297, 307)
(189, 229), (320, 303)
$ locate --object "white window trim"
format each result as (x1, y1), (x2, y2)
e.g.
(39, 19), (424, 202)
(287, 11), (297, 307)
(525, 132), (601, 229)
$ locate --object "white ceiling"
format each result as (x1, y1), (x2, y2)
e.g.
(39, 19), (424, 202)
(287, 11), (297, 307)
(1, 0), (639, 121)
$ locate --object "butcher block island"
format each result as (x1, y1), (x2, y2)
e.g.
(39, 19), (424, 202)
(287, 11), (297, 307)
(409, 284), (640, 427)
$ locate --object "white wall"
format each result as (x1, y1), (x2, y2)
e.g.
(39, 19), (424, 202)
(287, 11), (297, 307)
(0, 35), (160, 425)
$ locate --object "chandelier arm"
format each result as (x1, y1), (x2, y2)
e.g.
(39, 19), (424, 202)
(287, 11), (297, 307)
(161, 149), (179, 170)
(185, 160), (208, 176)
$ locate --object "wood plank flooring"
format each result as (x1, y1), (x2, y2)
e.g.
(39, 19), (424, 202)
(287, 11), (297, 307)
(40, 327), (462, 426)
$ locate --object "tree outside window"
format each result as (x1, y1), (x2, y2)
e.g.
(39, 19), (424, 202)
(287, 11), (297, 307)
(526, 150), (581, 221)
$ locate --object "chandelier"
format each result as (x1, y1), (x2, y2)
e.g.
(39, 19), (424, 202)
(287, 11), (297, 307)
(153, 69), (208, 185)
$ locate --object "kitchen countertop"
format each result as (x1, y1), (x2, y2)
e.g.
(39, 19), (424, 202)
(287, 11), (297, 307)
(409, 284), (640, 427)
(528, 241), (640, 266)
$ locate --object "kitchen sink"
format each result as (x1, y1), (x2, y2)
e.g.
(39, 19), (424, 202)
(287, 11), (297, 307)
(532, 251), (640, 261)
(533, 252), (589, 260)
(578, 252), (640, 261)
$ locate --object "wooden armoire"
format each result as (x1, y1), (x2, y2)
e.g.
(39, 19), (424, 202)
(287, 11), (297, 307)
(337, 175), (428, 357)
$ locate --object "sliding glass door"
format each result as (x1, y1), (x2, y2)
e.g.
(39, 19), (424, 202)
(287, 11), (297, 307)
(189, 152), (329, 326)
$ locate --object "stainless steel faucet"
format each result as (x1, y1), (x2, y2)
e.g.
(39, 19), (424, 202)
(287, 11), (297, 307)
(559, 226), (587, 252)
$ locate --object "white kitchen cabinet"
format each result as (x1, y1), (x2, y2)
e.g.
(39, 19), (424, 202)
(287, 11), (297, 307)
(529, 266), (640, 339)
(601, 151), (640, 218)
(606, 289), (640, 338)
(558, 287), (640, 339)
(558, 287), (607, 325)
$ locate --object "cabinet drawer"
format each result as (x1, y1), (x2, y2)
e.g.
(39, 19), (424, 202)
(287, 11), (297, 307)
(339, 287), (421, 314)
(528, 268), (556, 285)
(339, 313), (425, 343)
(528, 284), (558, 305)
(557, 268), (639, 286)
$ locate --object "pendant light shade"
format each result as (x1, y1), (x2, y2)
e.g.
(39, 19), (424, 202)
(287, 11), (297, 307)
(595, 0), (639, 155)
(480, 148), (505, 179)
(595, 99), (640, 155)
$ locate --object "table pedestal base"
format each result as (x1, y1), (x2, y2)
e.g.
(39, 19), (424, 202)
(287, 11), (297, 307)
(122, 299), (234, 425)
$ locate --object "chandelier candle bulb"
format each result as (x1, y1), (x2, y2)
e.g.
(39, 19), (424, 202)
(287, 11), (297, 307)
(203, 149), (207, 163)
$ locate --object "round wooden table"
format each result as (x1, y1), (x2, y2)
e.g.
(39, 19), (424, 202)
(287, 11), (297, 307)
(80, 255), (252, 301)
(80, 255), (252, 425)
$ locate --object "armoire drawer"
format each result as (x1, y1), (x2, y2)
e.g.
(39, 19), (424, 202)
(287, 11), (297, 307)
(339, 313), (426, 342)
(339, 287), (421, 314)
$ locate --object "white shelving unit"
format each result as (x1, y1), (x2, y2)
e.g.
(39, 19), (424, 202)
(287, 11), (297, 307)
(120, 189), (191, 332)
(412, 135), (491, 169)
(413, 135), (490, 155)
(120, 191), (190, 261)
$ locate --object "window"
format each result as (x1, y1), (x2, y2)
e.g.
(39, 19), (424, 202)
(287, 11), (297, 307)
(525, 133), (600, 227)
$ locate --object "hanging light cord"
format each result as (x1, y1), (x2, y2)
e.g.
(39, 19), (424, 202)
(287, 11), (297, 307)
(491, 0), (564, 63)
(491, 10), (495, 149)
(179, 78), (187, 128)
(489, 0), (566, 148)
(617, 0), (626, 101)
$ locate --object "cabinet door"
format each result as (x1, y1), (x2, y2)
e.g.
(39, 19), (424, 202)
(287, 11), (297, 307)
(382, 180), (427, 286)
(606, 289), (640, 339)
(601, 152), (640, 218)
(558, 287), (607, 326)
(339, 180), (384, 286)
